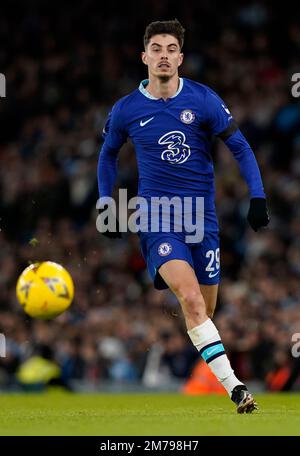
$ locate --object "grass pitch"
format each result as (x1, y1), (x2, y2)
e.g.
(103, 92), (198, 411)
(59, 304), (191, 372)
(0, 391), (299, 436)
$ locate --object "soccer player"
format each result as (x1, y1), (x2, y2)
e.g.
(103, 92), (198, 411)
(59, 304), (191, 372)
(97, 19), (269, 412)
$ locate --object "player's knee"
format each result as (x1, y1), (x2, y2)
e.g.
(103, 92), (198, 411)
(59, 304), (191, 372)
(173, 284), (206, 315)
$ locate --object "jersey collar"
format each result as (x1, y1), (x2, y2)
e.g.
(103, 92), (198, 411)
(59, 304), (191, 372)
(138, 78), (184, 100)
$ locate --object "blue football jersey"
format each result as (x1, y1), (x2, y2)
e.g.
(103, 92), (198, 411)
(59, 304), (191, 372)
(102, 77), (234, 202)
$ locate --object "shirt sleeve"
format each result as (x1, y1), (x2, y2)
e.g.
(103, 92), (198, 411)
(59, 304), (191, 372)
(204, 87), (265, 198)
(204, 87), (235, 136)
(102, 101), (128, 149)
(223, 129), (266, 198)
(97, 101), (128, 198)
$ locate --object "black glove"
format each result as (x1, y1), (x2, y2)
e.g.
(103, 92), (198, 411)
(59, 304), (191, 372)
(97, 206), (122, 239)
(247, 198), (270, 232)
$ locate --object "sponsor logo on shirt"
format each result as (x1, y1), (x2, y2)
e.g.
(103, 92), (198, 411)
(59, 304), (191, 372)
(159, 131), (191, 164)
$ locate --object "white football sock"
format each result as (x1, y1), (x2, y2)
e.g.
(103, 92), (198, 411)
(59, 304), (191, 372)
(188, 318), (243, 396)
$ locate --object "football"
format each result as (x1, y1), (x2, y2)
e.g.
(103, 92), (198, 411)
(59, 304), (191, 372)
(16, 261), (74, 319)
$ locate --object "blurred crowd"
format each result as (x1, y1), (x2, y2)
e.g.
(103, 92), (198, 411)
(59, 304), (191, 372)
(0, 0), (300, 391)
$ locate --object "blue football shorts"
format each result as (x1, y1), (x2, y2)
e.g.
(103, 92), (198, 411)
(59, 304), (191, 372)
(139, 230), (220, 290)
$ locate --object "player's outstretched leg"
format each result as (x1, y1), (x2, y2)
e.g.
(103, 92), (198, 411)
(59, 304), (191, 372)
(159, 259), (258, 413)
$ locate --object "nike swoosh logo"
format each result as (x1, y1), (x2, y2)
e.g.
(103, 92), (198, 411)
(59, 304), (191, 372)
(208, 270), (219, 278)
(140, 117), (154, 127)
(206, 348), (219, 356)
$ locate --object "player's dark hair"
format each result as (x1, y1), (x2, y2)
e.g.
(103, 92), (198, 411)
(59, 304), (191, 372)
(144, 19), (185, 50)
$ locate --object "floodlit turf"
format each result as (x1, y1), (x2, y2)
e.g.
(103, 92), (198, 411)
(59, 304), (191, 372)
(0, 391), (299, 436)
